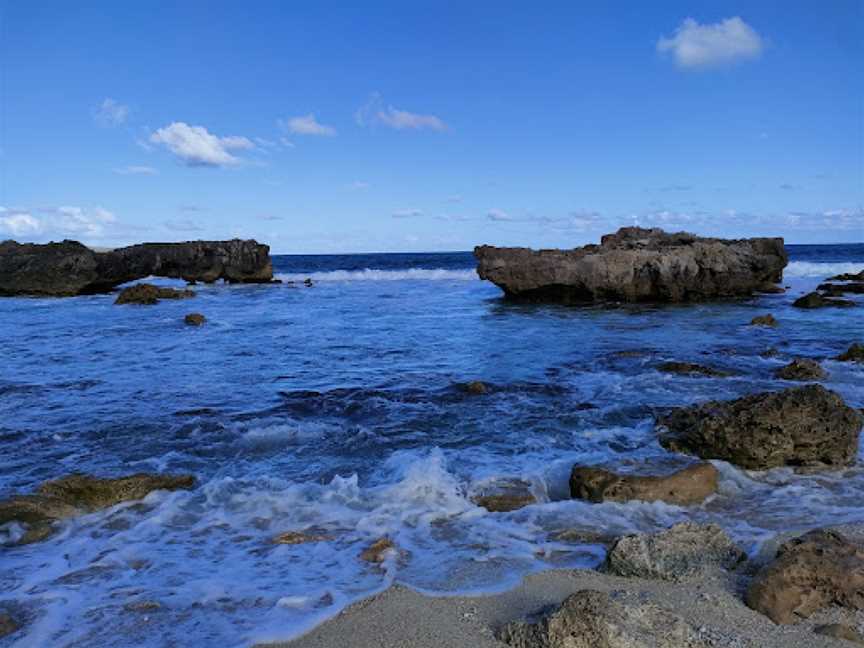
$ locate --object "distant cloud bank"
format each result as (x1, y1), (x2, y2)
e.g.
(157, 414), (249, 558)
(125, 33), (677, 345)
(658, 17), (764, 68)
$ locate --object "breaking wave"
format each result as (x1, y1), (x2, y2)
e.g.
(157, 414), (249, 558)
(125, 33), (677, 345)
(784, 261), (864, 278)
(276, 268), (478, 282)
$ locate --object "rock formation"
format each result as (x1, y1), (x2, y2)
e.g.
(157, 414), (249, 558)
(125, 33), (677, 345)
(184, 313), (206, 326)
(793, 291), (855, 309)
(605, 522), (746, 582)
(657, 362), (731, 377)
(471, 478), (537, 512)
(774, 358), (826, 381)
(657, 385), (863, 470)
(0, 473), (195, 544)
(497, 589), (712, 648)
(115, 283), (195, 305)
(0, 238), (273, 296)
(569, 463), (718, 505)
(749, 314), (777, 327)
(474, 227), (787, 303)
(746, 529), (864, 624)
(837, 343), (864, 362)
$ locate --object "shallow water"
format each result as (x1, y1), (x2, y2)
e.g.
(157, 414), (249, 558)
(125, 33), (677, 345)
(0, 245), (863, 646)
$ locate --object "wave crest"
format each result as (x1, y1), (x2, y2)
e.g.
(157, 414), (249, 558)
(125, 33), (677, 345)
(276, 268), (478, 282)
(785, 261), (864, 278)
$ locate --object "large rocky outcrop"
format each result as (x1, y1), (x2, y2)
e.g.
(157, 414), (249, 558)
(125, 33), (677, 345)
(0, 473), (195, 544)
(474, 227), (787, 303)
(569, 463), (718, 505)
(746, 529), (864, 624)
(657, 385), (863, 470)
(497, 589), (712, 648)
(0, 238), (273, 296)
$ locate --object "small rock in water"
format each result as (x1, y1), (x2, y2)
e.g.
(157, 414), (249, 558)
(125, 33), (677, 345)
(0, 613), (19, 639)
(793, 291), (855, 309)
(569, 462), (718, 506)
(184, 313), (206, 326)
(471, 479), (537, 512)
(657, 361), (730, 377)
(272, 530), (333, 545)
(497, 589), (713, 648)
(657, 384), (863, 470)
(749, 314), (777, 326)
(829, 270), (864, 281)
(123, 600), (162, 613)
(304, 278), (314, 287)
(115, 283), (195, 305)
(837, 343), (864, 363)
(605, 522), (746, 582)
(760, 347), (780, 358)
(774, 358), (826, 381)
(746, 529), (864, 624)
(458, 380), (489, 395)
(360, 537), (397, 563)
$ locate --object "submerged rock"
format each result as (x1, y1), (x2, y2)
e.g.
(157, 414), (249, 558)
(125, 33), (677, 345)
(0, 238), (273, 297)
(605, 522), (746, 582)
(829, 270), (864, 281)
(497, 589), (712, 648)
(746, 529), (864, 624)
(457, 380), (490, 395)
(471, 479), (537, 512)
(115, 283), (195, 305)
(272, 530), (333, 545)
(569, 462), (718, 505)
(474, 227), (787, 304)
(793, 291), (855, 309)
(184, 312), (206, 326)
(360, 537), (397, 563)
(774, 358), (826, 381)
(837, 343), (864, 362)
(814, 624), (864, 645)
(749, 314), (777, 327)
(657, 384), (863, 470)
(0, 613), (19, 639)
(0, 473), (195, 545)
(657, 361), (731, 378)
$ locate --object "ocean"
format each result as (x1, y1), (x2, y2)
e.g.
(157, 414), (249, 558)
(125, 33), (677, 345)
(1, 243), (863, 646)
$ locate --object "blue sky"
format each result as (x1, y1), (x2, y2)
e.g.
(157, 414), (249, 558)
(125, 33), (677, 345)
(1, 1), (862, 252)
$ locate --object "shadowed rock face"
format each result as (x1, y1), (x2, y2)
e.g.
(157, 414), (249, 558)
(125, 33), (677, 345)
(0, 238), (273, 296)
(746, 529), (864, 624)
(474, 227), (787, 303)
(657, 384), (863, 470)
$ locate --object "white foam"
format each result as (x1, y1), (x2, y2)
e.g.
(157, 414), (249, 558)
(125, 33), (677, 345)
(784, 261), (864, 278)
(276, 268), (478, 282)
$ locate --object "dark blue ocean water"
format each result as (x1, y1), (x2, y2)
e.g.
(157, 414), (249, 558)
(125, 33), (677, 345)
(0, 244), (862, 646)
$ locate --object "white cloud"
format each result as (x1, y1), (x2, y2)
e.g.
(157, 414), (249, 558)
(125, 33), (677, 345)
(487, 209), (512, 221)
(392, 209), (423, 218)
(356, 93), (448, 131)
(280, 114), (336, 137)
(95, 98), (129, 126)
(149, 122), (254, 167)
(0, 206), (118, 240)
(0, 209), (42, 237)
(658, 17), (764, 68)
(114, 165), (157, 176)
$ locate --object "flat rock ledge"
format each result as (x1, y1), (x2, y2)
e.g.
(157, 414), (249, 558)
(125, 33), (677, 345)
(746, 529), (864, 624)
(497, 589), (713, 648)
(0, 473), (195, 545)
(474, 227), (787, 304)
(657, 384), (863, 470)
(569, 463), (718, 506)
(115, 283), (195, 305)
(0, 238), (273, 296)
(604, 522), (746, 582)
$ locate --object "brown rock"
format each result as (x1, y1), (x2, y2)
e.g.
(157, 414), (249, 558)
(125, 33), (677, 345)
(837, 343), (864, 363)
(272, 530), (333, 545)
(360, 537), (396, 563)
(750, 314), (778, 327)
(658, 385), (863, 470)
(184, 313), (206, 326)
(458, 380), (489, 395)
(657, 361), (731, 377)
(774, 358), (826, 381)
(471, 479), (537, 512)
(0, 473), (195, 545)
(814, 624), (864, 645)
(115, 283), (195, 305)
(569, 462), (718, 505)
(474, 227), (787, 304)
(605, 522), (746, 582)
(497, 589), (711, 648)
(746, 529), (864, 624)
(793, 291), (855, 309)
(0, 613), (19, 639)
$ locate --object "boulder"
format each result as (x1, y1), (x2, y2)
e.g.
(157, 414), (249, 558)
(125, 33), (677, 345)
(474, 227), (787, 304)
(115, 283), (195, 305)
(605, 522), (746, 582)
(471, 479), (537, 512)
(657, 362), (730, 378)
(749, 314), (778, 327)
(837, 343), (864, 363)
(0, 238), (273, 296)
(360, 537), (397, 563)
(657, 385), (863, 470)
(774, 358), (826, 381)
(184, 313), (206, 326)
(746, 529), (864, 624)
(0, 473), (195, 545)
(569, 463), (718, 505)
(793, 291), (855, 309)
(497, 589), (712, 648)
(814, 624), (864, 645)
(457, 380), (490, 395)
